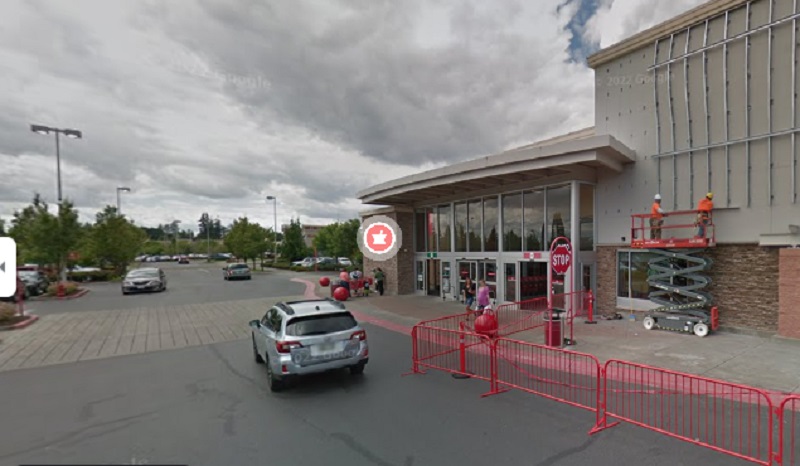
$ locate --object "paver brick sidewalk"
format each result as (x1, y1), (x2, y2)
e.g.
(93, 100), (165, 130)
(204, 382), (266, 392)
(308, 277), (800, 395)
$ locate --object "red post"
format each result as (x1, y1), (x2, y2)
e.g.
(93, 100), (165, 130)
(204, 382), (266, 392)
(57, 281), (65, 299)
(458, 321), (466, 374)
(585, 289), (596, 324)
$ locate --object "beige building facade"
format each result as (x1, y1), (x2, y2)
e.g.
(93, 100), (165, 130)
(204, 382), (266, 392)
(358, 0), (800, 336)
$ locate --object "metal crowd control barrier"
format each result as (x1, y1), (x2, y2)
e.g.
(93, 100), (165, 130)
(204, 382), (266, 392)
(778, 396), (800, 466)
(493, 339), (602, 424)
(406, 315), (794, 465)
(593, 360), (774, 465)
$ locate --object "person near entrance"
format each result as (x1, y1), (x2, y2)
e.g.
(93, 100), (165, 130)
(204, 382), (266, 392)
(462, 277), (476, 309)
(476, 279), (491, 315)
(650, 194), (666, 239)
(373, 268), (385, 296)
(696, 192), (714, 238)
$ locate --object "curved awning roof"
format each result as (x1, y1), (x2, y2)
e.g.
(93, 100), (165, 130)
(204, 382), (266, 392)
(357, 127), (636, 206)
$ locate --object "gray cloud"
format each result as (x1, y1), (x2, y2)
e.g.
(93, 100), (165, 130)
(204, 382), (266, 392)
(0, 0), (691, 229)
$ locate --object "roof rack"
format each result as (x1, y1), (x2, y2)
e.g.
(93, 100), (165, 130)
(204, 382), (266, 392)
(276, 302), (295, 315)
(324, 297), (346, 309)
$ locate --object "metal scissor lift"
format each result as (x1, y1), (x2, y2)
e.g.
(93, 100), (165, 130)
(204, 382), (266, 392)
(630, 210), (719, 337)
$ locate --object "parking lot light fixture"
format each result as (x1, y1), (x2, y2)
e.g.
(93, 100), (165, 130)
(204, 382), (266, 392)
(30, 124), (83, 284)
(266, 196), (278, 263)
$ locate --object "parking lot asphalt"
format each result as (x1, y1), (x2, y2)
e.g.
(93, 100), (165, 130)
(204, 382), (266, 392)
(27, 261), (303, 316)
(0, 323), (749, 466)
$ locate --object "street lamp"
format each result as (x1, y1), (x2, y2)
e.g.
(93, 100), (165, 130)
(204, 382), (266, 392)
(31, 124), (83, 285)
(171, 220), (182, 255)
(116, 186), (131, 215)
(266, 196), (278, 263)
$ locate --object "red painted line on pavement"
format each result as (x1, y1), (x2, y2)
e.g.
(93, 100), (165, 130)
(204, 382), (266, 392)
(291, 278), (412, 335)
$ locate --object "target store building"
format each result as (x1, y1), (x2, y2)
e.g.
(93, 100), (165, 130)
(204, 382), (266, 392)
(358, 0), (800, 337)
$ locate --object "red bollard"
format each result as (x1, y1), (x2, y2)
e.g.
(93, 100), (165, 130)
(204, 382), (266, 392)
(57, 282), (65, 299)
(452, 321), (470, 379)
(585, 290), (597, 324)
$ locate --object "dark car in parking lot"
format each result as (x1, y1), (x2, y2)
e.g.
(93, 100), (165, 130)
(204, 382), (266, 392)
(16, 270), (49, 296)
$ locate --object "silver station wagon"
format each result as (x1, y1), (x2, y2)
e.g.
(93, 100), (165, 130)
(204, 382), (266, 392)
(249, 298), (369, 392)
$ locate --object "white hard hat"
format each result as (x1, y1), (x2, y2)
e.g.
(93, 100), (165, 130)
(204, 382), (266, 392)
(654, 194), (662, 200)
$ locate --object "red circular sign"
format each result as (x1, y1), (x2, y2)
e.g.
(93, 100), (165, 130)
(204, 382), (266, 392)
(364, 222), (395, 254)
(551, 244), (572, 275)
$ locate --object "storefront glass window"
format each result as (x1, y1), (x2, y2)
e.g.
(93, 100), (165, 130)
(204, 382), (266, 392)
(454, 202), (467, 252)
(483, 196), (499, 252)
(502, 193), (522, 252)
(414, 210), (426, 252)
(617, 251), (657, 299)
(523, 189), (545, 251)
(580, 184), (595, 251)
(467, 200), (482, 252)
(546, 185), (571, 246)
(426, 208), (437, 252)
(438, 204), (452, 252)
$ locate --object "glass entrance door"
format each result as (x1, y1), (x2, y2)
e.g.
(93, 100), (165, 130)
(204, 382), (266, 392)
(415, 260), (424, 292)
(519, 261), (547, 301)
(504, 263), (517, 302)
(478, 260), (497, 302)
(426, 259), (441, 296)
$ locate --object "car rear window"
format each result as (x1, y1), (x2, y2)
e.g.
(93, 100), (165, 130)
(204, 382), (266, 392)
(285, 312), (358, 336)
(229, 264), (248, 269)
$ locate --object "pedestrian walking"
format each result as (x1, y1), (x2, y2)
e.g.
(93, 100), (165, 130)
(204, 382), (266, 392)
(476, 279), (491, 316)
(462, 277), (476, 309)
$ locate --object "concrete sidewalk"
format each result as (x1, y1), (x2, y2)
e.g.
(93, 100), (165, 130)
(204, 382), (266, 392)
(305, 276), (800, 396)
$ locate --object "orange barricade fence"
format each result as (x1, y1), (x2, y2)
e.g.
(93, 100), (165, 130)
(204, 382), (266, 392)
(779, 396), (800, 466)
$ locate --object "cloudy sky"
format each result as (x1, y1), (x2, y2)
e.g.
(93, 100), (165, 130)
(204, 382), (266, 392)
(0, 0), (705, 232)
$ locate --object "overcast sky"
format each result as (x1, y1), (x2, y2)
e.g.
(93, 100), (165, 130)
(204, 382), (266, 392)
(0, 0), (705, 232)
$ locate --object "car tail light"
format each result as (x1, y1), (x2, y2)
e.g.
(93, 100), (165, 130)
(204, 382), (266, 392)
(350, 330), (367, 341)
(276, 341), (301, 353)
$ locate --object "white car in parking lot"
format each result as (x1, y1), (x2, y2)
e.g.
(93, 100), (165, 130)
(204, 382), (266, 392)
(249, 298), (369, 392)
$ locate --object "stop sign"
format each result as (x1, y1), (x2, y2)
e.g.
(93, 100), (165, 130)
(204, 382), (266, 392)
(551, 244), (572, 275)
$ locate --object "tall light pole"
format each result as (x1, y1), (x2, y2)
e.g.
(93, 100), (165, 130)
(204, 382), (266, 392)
(266, 196), (278, 263)
(31, 124), (82, 284)
(116, 186), (131, 215)
(171, 220), (182, 255)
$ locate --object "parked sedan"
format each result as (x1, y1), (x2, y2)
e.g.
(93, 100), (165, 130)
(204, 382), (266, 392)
(223, 263), (251, 280)
(121, 268), (167, 295)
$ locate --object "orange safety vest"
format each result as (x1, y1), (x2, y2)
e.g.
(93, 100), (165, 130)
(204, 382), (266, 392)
(698, 198), (713, 213)
(651, 202), (663, 219)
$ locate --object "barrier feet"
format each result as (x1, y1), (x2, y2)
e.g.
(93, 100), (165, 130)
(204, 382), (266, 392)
(588, 416), (620, 435)
(480, 386), (510, 398)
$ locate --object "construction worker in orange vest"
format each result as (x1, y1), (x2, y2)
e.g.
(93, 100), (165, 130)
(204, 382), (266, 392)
(696, 192), (714, 238)
(650, 194), (666, 239)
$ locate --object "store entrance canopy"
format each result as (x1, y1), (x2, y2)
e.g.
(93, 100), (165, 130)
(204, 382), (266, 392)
(357, 128), (636, 205)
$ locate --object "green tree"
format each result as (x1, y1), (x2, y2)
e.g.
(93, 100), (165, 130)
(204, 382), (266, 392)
(9, 194), (82, 276)
(280, 218), (307, 262)
(223, 217), (269, 268)
(87, 206), (148, 275)
(0, 218), (5, 236)
(312, 219), (361, 262)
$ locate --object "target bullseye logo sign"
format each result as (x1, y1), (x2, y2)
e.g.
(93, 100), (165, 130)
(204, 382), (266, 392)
(358, 215), (402, 261)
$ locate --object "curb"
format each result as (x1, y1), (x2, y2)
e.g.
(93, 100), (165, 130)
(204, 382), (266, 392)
(31, 289), (90, 301)
(0, 314), (39, 331)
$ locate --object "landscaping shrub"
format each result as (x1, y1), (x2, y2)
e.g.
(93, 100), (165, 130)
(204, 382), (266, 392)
(0, 303), (24, 326)
(45, 281), (81, 297)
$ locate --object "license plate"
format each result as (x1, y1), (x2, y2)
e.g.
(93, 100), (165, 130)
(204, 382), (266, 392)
(311, 342), (337, 356)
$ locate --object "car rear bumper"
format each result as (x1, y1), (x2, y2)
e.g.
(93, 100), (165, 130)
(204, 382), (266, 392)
(274, 344), (368, 377)
(122, 285), (160, 293)
(226, 274), (251, 279)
